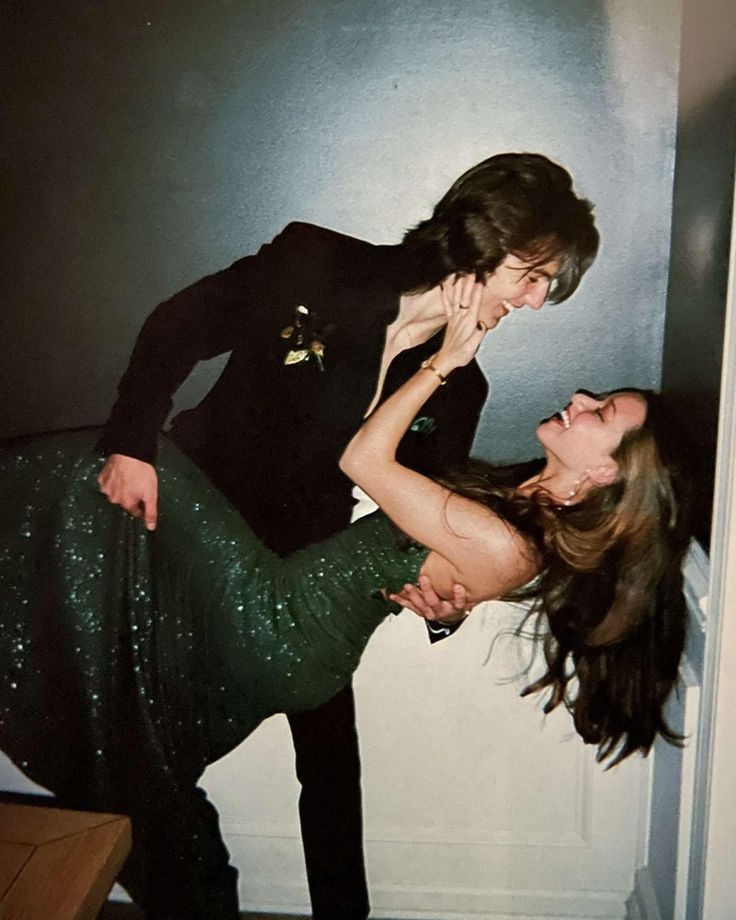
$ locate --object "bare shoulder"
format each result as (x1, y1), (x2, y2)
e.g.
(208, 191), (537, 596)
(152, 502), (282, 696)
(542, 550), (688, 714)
(422, 494), (540, 604)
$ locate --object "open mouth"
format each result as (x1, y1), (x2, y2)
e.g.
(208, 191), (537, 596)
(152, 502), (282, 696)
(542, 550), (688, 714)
(555, 408), (571, 429)
(541, 407), (571, 428)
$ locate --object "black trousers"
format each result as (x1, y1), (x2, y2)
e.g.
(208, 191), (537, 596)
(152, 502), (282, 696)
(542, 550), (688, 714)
(116, 685), (369, 919)
(287, 682), (370, 920)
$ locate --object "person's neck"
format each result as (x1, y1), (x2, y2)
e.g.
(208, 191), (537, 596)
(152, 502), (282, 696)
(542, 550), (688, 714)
(386, 285), (446, 354)
(519, 461), (590, 507)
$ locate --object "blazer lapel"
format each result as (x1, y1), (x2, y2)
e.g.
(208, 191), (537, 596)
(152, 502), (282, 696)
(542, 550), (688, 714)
(306, 246), (402, 431)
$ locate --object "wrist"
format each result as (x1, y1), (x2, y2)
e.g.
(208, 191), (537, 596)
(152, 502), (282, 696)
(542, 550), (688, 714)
(420, 357), (448, 385)
(430, 351), (459, 379)
(422, 352), (457, 382)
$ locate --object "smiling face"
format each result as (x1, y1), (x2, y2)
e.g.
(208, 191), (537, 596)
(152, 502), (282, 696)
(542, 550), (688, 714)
(477, 254), (562, 329)
(537, 391), (648, 484)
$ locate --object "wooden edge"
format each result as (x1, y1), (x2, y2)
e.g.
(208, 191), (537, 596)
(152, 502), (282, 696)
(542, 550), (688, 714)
(2, 816), (132, 920)
(0, 802), (130, 846)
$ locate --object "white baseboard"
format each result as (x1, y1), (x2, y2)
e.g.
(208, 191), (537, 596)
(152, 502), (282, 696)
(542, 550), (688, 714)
(237, 875), (627, 919)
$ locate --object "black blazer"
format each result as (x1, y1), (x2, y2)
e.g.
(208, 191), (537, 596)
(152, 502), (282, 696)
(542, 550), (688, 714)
(100, 222), (488, 556)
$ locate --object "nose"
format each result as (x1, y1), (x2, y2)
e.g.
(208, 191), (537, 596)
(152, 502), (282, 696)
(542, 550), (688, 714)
(521, 280), (550, 311)
(571, 391), (603, 412)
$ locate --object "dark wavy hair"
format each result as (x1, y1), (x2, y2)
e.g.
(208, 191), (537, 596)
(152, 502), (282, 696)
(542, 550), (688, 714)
(398, 152), (600, 300)
(442, 391), (690, 766)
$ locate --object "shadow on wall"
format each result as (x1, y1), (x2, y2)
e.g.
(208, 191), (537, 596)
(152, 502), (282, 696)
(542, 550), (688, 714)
(660, 69), (736, 551)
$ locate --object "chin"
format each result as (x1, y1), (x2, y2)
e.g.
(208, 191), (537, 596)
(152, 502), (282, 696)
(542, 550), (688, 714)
(535, 421), (554, 446)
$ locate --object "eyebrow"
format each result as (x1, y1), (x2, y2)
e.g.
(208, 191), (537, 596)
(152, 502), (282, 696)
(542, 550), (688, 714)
(509, 264), (557, 279)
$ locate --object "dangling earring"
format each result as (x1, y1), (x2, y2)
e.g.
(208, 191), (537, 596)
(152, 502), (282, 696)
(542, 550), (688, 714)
(563, 476), (585, 506)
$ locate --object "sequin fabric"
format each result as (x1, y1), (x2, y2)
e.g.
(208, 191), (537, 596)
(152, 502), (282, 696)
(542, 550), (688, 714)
(0, 430), (427, 918)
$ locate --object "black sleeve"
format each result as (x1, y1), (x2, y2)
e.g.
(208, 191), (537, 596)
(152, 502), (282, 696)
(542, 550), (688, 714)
(434, 364), (488, 469)
(97, 222), (325, 463)
(396, 360), (488, 482)
(425, 617), (467, 644)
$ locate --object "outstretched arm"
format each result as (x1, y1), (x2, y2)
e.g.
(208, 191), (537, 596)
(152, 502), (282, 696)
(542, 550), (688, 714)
(340, 284), (535, 603)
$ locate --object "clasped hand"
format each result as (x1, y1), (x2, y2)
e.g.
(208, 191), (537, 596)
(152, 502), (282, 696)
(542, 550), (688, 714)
(389, 576), (470, 624)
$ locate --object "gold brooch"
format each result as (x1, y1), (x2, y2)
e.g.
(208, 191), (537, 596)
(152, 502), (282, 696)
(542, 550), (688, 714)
(281, 306), (326, 370)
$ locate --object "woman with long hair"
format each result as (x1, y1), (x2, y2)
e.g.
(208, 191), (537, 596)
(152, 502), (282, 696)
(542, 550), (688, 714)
(0, 280), (688, 918)
(343, 278), (689, 769)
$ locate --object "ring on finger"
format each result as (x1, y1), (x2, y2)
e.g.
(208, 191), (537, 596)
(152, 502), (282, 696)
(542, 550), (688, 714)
(458, 303), (470, 310)
(476, 320), (487, 331)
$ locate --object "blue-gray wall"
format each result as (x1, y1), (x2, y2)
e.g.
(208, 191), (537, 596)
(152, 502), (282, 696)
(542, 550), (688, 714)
(2, 0), (680, 463)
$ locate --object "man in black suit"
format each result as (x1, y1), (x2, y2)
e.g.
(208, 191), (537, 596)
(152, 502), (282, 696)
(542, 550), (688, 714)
(98, 152), (599, 919)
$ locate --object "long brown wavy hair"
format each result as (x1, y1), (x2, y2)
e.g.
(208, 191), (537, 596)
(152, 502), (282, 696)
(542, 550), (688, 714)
(442, 391), (690, 766)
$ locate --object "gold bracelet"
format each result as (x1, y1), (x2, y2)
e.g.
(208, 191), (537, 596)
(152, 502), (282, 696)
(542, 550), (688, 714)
(420, 358), (447, 386)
